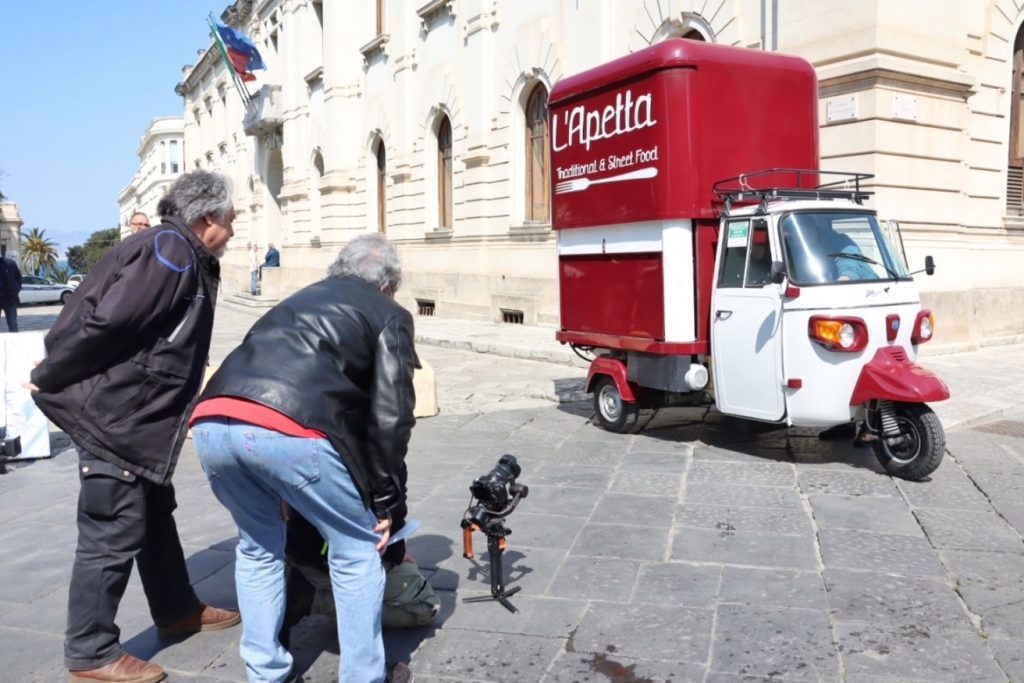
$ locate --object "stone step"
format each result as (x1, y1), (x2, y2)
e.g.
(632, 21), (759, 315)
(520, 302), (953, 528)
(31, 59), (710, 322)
(220, 291), (279, 310)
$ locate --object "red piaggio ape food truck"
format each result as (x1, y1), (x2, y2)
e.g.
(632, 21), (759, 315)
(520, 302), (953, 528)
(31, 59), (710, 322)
(550, 39), (949, 480)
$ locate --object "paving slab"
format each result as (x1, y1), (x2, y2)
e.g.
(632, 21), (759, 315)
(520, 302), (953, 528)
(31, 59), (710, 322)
(709, 604), (839, 680)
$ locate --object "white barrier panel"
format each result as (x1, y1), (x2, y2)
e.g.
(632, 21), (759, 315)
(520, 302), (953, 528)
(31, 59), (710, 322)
(1, 331), (51, 459)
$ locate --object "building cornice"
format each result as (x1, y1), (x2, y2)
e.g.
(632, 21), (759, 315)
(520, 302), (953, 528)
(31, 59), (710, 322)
(817, 54), (978, 100)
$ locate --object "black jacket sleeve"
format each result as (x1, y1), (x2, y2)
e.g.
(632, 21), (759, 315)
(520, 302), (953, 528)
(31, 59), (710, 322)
(365, 308), (417, 516)
(31, 234), (196, 393)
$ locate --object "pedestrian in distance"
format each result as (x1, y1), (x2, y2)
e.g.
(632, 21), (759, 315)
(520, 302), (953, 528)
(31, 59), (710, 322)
(263, 242), (280, 268)
(128, 211), (151, 233)
(248, 241), (260, 295)
(190, 232), (417, 683)
(0, 243), (23, 332)
(26, 170), (241, 683)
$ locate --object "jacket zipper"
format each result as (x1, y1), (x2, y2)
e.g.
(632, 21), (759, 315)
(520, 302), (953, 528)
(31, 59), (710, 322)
(166, 294), (204, 343)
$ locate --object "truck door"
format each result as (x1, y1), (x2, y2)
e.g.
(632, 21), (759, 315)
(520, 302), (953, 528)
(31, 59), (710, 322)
(710, 218), (786, 421)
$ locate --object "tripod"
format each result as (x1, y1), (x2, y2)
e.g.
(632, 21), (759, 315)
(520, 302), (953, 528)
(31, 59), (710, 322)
(461, 514), (520, 613)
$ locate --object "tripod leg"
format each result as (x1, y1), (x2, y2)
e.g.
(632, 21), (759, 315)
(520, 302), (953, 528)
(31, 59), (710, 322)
(487, 535), (505, 598)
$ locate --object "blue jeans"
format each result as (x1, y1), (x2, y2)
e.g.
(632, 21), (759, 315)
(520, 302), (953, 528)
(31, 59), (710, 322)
(192, 418), (386, 683)
(250, 270), (259, 295)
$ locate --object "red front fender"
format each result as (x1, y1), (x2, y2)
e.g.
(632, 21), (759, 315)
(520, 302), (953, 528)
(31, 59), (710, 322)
(849, 346), (950, 406)
(586, 356), (637, 402)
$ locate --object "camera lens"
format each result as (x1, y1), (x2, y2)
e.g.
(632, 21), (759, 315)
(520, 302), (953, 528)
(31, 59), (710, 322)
(495, 454), (520, 479)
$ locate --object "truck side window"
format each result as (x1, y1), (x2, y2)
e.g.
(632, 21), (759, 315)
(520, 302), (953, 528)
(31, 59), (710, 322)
(718, 220), (749, 288)
(745, 220), (771, 287)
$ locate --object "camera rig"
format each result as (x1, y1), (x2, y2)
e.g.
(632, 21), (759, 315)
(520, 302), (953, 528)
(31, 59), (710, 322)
(460, 454), (528, 613)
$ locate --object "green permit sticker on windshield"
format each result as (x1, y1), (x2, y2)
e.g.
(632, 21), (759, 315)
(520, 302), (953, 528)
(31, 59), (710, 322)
(727, 221), (749, 248)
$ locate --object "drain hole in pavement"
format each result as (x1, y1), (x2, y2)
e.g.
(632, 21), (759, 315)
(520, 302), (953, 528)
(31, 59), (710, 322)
(501, 308), (524, 324)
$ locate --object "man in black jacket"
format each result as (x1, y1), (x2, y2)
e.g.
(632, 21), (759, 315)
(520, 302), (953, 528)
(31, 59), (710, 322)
(0, 243), (22, 332)
(28, 170), (241, 683)
(190, 233), (416, 683)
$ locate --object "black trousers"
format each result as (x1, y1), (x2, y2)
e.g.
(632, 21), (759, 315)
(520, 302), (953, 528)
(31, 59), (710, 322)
(64, 450), (201, 670)
(0, 300), (17, 332)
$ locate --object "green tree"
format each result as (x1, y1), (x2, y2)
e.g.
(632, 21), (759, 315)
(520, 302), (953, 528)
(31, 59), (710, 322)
(47, 264), (72, 284)
(66, 245), (87, 273)
(79, 227), (121, 272)
(19, 227), (58, 275)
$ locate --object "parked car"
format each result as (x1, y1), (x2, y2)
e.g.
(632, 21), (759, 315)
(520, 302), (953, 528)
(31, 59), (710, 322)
(18, 275), (76, 305)
(67, 273), (85, 288)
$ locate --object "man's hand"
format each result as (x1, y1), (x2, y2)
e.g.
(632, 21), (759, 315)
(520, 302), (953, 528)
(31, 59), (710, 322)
(22, 359), (42, 392)
(373, 516), (392, 553)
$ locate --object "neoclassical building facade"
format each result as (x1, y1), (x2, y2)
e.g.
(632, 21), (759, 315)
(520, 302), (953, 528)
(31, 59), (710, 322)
(173, 0), (1024, 349)
(118, 116), (185, 237)
(0, 201), (24, 258)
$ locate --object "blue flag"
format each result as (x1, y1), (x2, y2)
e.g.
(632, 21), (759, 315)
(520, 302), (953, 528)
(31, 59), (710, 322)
(211, 17), (266, 73)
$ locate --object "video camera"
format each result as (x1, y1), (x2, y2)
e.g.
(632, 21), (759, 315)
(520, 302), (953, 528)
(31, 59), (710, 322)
(465, 454), (528, 527)
(460, 455), (528, 612)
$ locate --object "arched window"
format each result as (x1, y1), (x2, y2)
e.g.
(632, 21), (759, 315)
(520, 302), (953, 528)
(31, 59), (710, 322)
(525, 84), (550, 222)
(1008, 25), (1024, 215)
(437, 116), (453, 228)
(374, 137), (387, 233)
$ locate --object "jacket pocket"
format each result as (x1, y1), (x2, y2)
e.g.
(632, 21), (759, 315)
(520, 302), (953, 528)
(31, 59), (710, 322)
(88, 362), (185, 432)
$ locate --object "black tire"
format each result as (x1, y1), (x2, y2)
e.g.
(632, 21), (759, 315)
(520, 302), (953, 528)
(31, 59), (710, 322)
(592, 375), (641, 433)
(873, 403), (944, 480)
(60, 290), (72, 305)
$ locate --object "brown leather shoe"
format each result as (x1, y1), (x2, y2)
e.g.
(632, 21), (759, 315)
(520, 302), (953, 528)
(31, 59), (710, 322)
(68, 654), (166, 683)
(157, 602), (241, 638)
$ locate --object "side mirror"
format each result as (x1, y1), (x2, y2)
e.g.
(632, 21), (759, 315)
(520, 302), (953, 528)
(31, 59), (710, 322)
(769, 261), (786, 284)
(924, 255), (935, 276)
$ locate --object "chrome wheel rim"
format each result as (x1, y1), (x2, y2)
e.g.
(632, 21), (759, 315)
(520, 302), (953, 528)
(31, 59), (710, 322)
(598, 384), (622, 422)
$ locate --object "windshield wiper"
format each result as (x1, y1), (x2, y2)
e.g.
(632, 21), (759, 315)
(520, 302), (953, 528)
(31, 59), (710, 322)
(827, 252), (901, 280)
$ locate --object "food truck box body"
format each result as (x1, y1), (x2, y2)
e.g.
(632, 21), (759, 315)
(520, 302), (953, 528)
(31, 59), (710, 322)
(551, 40), (819, 350)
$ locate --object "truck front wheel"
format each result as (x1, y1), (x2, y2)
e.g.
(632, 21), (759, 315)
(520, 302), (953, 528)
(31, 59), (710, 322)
(872, 402), (944, 481)
(592, 376), (642, 433)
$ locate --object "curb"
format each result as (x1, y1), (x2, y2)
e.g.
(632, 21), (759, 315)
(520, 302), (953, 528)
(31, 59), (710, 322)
(414, 333), (588, 369)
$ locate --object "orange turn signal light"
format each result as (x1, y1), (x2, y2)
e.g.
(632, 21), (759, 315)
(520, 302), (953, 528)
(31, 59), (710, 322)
(808, 316), (868, 352)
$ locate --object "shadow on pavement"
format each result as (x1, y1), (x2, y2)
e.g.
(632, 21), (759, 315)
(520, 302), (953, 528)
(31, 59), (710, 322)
(285, 533), (461, 677)
(557, 401), (889, 474)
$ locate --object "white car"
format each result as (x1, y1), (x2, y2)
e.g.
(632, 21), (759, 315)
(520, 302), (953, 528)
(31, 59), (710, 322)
(18, 275), (76, 305)
(67, 273), (85, 288)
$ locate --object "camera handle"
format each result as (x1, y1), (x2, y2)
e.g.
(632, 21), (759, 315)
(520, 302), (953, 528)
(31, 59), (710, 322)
(460, 517), (520, 613)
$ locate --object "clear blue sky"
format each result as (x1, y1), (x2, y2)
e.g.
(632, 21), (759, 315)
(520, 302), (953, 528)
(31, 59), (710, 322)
(0, 1), (221, 255)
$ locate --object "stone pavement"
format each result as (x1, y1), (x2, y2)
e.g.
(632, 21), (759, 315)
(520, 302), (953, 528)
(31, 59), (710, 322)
(1, 303), (1023, 682)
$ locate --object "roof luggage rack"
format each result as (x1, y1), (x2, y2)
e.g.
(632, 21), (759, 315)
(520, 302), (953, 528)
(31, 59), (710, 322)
(713, 168), (874, 215)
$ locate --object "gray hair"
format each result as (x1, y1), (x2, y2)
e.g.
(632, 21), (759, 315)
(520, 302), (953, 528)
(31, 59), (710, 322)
(156, 195), (177, 219)
(328, 233), (403, 293)
(166, 170), (232, 226)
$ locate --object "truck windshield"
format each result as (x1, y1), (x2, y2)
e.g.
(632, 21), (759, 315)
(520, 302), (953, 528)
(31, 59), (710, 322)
(779, 211), (910, 285)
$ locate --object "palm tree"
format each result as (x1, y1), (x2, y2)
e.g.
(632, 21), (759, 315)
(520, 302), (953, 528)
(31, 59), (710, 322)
(20, 227), (58, 276)
(47, 264), (72, 284)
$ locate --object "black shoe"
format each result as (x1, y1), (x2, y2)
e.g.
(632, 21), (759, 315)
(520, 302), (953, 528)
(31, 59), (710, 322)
(387, 662), (414, 683)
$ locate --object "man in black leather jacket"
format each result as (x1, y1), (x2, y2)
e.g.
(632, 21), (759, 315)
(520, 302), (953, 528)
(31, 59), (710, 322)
(29, 171), (241, 683)
(190, 232), (417, 683)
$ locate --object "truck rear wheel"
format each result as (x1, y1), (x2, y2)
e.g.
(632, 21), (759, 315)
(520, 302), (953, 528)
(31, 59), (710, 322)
(592, 376), (642, 433)
(872, 402), (944, 481)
